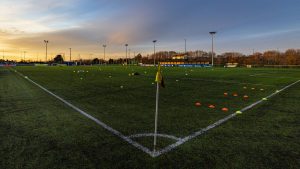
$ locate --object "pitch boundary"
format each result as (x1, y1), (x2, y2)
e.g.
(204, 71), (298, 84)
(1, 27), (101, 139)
(12, 69), (300, 158)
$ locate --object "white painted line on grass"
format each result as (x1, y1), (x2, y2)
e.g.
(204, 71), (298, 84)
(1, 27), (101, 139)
(128, 133), (182, 141)
(12, 69), (300, 158)
(179, 77), (276, 87)
(152, 79), (300, 157)
(13, 70), (155, 157)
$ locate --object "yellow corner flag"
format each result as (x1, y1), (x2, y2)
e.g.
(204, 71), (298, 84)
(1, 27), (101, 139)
(155, 64), (165, 87)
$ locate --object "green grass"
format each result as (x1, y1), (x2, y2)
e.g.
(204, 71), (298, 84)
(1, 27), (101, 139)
(1, 66), (299, 168)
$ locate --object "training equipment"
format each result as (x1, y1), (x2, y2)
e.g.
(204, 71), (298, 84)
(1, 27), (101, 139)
(195, 102), (201, 107)
(260, 88), (264, 91)
(221, 107), (229, 112)
(208, 104), (215, 109)
(233, 93), (238, 97)
(262, 98), (268, 100)
(243, 95), (249, 99)
(155, 64), (165, 88)
(224, 92), (228, 96)
(236, 111), (242, 114)
(153, 64), (165, 152)
(243, 86), (247, 89)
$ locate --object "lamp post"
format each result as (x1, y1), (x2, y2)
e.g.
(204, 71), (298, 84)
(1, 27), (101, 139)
(44, 40), (49, 62)
(184, 39), (187, 53)
(69, 48), (72, 62)
(23, 51), (26, 61)
(153, 40), (157, 66)
(125, 44), (128, 65)
(209, 32), (216, 67)
(103, 44), (106, 64)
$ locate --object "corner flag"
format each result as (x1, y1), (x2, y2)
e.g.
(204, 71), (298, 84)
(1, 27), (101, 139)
(155, 64), (165, 88)
(153, 64), (165, 152)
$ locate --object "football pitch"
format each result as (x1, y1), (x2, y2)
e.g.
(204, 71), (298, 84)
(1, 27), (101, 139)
(1, 66), (300, 168)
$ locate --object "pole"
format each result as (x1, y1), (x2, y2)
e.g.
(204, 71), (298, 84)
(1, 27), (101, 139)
(69, 48), (72, 62)
(153, 81), (160, 152)
(23, 51), (26, 61)
(103, 44), (106, 64)
(184, 39), (186, 53)
(125, 44), (128, 65)
(153, 40), (157, 66)
(209, 32), (216, 67)
(44, 40), (49, 62)
(211, 35), (214, 66)
(129, 49), (131, 64)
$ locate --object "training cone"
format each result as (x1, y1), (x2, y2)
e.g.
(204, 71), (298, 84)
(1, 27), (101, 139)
(260, 88), (264, 91)
(233, 93), (238, 97)
(224, 92), (228, 96)
(243, 86), (247, 89)
(236, 111), (242, 114)
(251, 88), (255, 90)
(262, 98), (268, 101)
(243, 95), (249, 99)
(208, 104), (215, 109)
(222, 107), (229, 112)
(195, 102), (201, 107)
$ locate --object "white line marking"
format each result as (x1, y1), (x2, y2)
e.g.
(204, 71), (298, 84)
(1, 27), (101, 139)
(152, 79), (300, 157)
(13, 70), (155, 157)
(128, 133), (181, 141)
(249, 73), (267, 76)
(12, 69), (300, 158)
(178, 77), (276, 87)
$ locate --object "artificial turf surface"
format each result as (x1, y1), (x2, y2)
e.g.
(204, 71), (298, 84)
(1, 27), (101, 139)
(0, 66), (299, 168)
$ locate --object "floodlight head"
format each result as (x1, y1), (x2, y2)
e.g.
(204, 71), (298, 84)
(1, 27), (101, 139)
(103, 44), (107, 48)
(44, 40), (49, 43)
(153, 40), (157, 43)
(209, 31), (217, 35)
(125, 44), (128, 47)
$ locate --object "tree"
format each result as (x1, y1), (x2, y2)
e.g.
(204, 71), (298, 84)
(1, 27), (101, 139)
(134, 53), (142, 63)
(53, 54), (64, 63)
(285, 49), (297, 65)
(92, 58), (100, 64)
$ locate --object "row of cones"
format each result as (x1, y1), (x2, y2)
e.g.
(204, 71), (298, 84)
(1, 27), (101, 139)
(195, 102), (243, 114)
(223, 92), (249, 99)
(194, 102), (229, 112)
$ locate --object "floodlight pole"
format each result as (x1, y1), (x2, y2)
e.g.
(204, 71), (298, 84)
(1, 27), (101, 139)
(153, 40), (157, 66)
(209, 32), (216, 67)
(184, 39), (187, 53)
(69, 48), (72, 62)
(129, 49), (131, 64)
(103, 44), (106, 64)
(125, 44), (128, 65)
(44, 40), (49, 62)
(23, 51), (26, 61)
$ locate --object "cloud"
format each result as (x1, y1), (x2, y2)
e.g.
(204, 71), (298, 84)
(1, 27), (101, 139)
(1, 0), (300, 60)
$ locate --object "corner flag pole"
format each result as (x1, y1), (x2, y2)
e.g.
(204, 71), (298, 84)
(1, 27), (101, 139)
(153, 78), (160, 152)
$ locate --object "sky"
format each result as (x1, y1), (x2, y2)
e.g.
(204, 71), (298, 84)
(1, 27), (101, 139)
(0, 0), (300, 61)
